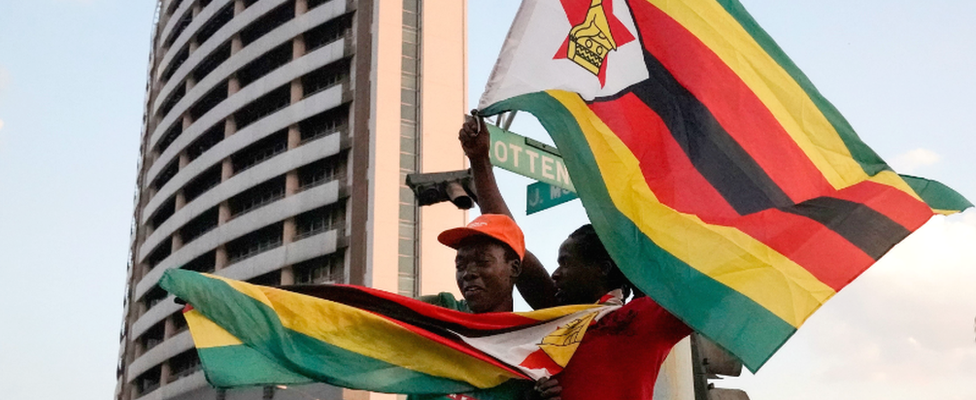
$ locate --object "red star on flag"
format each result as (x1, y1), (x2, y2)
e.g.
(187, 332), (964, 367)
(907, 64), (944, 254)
(554, 0), (636, 86)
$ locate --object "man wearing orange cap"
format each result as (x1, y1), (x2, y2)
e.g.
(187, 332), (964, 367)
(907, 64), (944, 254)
(420, 213), (526, 314)
(408, 215), (540, 400)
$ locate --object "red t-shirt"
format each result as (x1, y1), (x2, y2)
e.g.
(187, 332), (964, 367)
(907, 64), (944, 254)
(557, 296), (691, 400)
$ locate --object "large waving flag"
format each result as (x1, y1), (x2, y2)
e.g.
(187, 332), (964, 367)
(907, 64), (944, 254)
(159, 269), (621, 393)
(479, 0), (972, 371)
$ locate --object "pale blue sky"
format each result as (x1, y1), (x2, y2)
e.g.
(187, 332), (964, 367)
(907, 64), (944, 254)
(0, 1), (973, 400)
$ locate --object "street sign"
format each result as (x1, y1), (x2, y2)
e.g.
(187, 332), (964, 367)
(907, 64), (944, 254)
(526, 181), (578, 215)
(487, 124), (575, 192)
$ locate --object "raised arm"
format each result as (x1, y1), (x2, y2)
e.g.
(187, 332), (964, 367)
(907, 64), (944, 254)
(460, 111), (559, 309)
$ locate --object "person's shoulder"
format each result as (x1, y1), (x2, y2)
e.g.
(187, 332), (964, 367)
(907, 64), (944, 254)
(418, 292), (470, 312)
(626, 296), (689, 329)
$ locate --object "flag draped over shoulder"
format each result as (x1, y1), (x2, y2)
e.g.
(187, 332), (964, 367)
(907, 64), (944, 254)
(159, 269), (621, 393)
(479, 0), (972, 371)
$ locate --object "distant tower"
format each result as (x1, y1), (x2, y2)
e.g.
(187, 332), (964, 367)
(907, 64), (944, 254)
(116, 1), (467, 399)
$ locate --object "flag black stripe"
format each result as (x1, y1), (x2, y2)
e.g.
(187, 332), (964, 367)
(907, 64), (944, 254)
(781, 197), (912, 260)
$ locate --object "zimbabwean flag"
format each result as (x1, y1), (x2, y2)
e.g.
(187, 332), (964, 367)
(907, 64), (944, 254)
(160, 270), (622, 394)
(479, 0), (971, 371)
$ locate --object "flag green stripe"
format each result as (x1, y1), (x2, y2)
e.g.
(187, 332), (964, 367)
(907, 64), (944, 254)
(161, 270), (480, 394)
(484, 93), (796, 371)
(196, 344), (313, 388)
(899, 175), (974, 213)
(714, 0), (889, 176)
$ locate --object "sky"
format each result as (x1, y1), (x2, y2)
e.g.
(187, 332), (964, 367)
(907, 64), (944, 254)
(0, 1), (973, 400)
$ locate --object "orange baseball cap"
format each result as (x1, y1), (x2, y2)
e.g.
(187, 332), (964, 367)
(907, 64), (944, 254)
(438, 214), (526, 260)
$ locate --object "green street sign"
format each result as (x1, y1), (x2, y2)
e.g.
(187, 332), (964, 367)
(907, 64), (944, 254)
(526, 181), (579, 215)
(487, 124), (575, 192)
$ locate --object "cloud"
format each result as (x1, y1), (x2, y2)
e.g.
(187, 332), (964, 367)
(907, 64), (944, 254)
(891, 148), (941, 173)
(728, 209), (976, 399)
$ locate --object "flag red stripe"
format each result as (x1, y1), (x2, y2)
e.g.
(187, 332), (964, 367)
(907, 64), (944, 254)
(631, 1), (835, 202)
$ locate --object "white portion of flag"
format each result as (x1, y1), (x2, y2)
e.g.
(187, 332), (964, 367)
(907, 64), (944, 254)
(456, 301), (622, 380)
(478, 0), (647, 109)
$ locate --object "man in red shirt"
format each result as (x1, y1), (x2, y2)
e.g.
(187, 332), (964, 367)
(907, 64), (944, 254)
(459, 112), (692, 400)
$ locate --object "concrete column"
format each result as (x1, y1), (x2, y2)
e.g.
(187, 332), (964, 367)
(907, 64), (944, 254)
(287, 125), (301, 150)
(186, 73), (197, 90)
(179, 152), (190, 169)
(218, 201), (232, 224)
(285, 170), (300, 196)
(163, 315), (177, 339)
(280, 266), (295, 285)
(234, 0), (245, 16)
(192, 2), (202, 17)
(160, 361), (172, 385)
(182, 114), (193, 130)
(231, 35), (243, 54)
(221, 158), (234, 181)
(295, 0), (308, 15)
(293, 34), (306, 60)
(171, 232), (184, 253)
(175, 191), (187, 210)
(224, 117), (237, 137)
(283, 218), (297, 244)
(215, 245), (229, 271)
(290, 78), (303, 104)
(189, 39), (199, 54)
(228, 74), (241, 95)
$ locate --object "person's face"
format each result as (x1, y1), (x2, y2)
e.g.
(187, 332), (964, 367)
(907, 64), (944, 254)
(455, 237), (519, 313)
(552, 237), (609, 305)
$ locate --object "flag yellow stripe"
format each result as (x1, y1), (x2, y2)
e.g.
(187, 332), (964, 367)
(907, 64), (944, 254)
(184, 309), (244, 348)
(204, 274), (517, 388)
(640, 0), (877, 192)
(549, 90), (836, 328)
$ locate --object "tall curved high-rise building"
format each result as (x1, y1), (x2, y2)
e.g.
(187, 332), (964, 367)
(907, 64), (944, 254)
(117, 1), (467, 399)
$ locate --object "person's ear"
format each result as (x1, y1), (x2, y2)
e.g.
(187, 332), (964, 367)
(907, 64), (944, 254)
(509, 259), (522, 279)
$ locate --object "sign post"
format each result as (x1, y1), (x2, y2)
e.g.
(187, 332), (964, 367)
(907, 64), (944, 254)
(526, 181), (579, 215)
(487, 124), (575, 192)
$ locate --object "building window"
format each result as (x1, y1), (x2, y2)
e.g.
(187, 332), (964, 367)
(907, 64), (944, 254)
(301, 58), (350, 97)
(297, 155), (345, 190)
(179, 206), (219, 243)
(146, 238), (173, 270)
(152, 160), (180, 192)
(149, 197), (177, 231)
(239, 0), (296, 47)
(304, 14), (353, 52)
(195, 2), (234, 45)
(189, 81), (229, 120)
(140, 321), (165, 353)
(234, 85), (291, 129)
(181, 250), (216, 273)
(183, 165), (222, 203)
(294, 251), (345, 284)
(226, 222), (284, 264)
(192, 42), (231, 83)
(228, 175), (286, 217)
(135, 365), (162, 396)
(230, 129), (288, 174)
(298, 105), (348, 143)
(168, 349), (201, 382)
(237, 42), (293, 88)
(186, 123), (224, 161)
(295, 201), (346, 240)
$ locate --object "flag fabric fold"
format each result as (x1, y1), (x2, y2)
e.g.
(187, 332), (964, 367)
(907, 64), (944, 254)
(159, 269), (621, 393)
(478, 0), (971, 371)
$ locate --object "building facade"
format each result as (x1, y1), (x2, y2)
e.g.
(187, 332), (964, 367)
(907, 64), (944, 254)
(117, 0), (467, 399)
